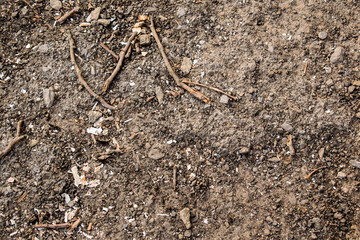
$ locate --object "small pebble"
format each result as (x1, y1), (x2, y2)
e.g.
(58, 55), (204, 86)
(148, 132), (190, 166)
(184, 230), (191, 237)
(220, 95), (229, 104)
(334, 212), (343, 219)
(281, 122), (293, 132)
(139, 34), (151, 46)
(180, 57), (192, 75)
(49, 0), (62, 10)
(179, 208), (191, 229)
(318, 31), (327, 40)
(337, 171), (346, 179)
(239, 146), (250, 154)
(330, 47), (345, 64)
(356, 112), (360, 119)
(176, 7), (187, 17)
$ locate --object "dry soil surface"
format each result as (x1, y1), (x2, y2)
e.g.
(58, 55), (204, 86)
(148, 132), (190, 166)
(1, 0), (360, 239)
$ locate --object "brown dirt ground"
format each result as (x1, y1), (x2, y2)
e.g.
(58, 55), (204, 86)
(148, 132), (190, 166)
(1, 0), (360, 239)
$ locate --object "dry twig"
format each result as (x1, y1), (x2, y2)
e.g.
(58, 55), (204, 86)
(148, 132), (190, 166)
(182, 80), (237, 100)
(305, 166), (326, 179)
(0, 120), (26, 159)
(102, 32), (138, 93)
(303, 61), (308, 75)
(173, 166), (177, 190)
(68, 32), (116, 110)
(17, 191), (28, 203)
(58, 6), (80, 23)
(149, 17), (210, 103)
(100, 42), (119, 60)
(33, 223), (71, 229)
(69, 218), (81, 232)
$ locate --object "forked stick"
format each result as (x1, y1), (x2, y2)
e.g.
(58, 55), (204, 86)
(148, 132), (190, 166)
(149, 17), (210, 104)
(68, 32), (116, 110)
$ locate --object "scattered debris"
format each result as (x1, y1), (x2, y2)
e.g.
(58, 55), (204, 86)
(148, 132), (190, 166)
(179, 207), (191, 229)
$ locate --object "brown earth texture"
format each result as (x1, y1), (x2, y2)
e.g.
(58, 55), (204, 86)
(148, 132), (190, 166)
(1, 0), (360, 239)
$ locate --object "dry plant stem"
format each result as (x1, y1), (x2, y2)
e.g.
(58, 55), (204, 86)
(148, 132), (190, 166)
(58, 6), (80, 23)
(182, 80), (237, 100)
(102, 32), (138, 93)
(149, 17), (210, 104)
(303, 61), (308, 75)
(17, 191), (28, 203)
(173, 166), (177, 190)
(0, 120), (26, 159)
(305, 166), (326, 179)
(68, 32), (116, 110)
(33, 223), (71, 229)
(100, 42), (119, 60)
(69, 218), (81, 232)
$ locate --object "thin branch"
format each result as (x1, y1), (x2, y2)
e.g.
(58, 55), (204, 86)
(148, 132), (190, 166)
(68, 32), (116, 110)
(182, 80), (237, 100)
(33, 223), (71, 229)
(149, 17), (210, 104)
(58, 6), (80, 24)
(100, 42), (119, 60)
(305, 166), (326, 179)
(0, 120), (26, 159)
(102, 32), (138, 93)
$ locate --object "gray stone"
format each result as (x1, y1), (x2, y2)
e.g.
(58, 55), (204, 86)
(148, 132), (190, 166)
(184, 230), (191, 237)
(179, 208), (191, 229)
(337, 171), (346, 179)
(330, 47), (345, 64)
(155, 86), (164, 104)
(176, 7), (187, 17)
(148, 148), (164, 160)
(90, 7), (101, 21)
(350, 160), (360, 168)
(139, 34), (151, 46)
(281, 122), (293, 132)
(180, 57), (192, 75)
(220, 95), (229, 104)
(239, 147), (250, 154)
(318, 31), (327, 40)
(50, 0), (62, 10)
(87, 110), (102, 123)
(38, 44), (49, 53)
(98, 19), (111, 26)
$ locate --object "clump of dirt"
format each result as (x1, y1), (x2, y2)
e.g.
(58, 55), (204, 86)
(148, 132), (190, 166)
(1, 0), (360, 239)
